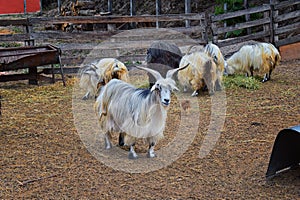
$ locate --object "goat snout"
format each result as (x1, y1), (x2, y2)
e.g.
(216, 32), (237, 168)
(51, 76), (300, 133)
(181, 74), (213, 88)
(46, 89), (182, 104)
(163, 99), (170, 106)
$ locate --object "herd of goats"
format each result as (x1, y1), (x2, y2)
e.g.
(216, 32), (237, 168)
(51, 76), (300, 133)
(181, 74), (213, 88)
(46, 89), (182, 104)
(78, 41), (281, 159)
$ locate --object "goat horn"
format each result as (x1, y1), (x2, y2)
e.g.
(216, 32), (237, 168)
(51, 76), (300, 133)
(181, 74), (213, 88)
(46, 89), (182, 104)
(166, 63), (189, 79)
(135, 65), (163, 81)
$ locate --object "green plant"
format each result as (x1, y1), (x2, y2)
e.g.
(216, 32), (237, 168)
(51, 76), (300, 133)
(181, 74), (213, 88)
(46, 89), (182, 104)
(214, 0), (247, 38)
(0, 42), (22, 48)
(11, 26), (23, 33)
(223, 74), (261, 90)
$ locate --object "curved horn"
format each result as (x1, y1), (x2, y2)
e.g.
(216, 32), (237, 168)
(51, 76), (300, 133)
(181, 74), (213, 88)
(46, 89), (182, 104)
(166, 63), (189, 79)
(135, 65), (163, 81)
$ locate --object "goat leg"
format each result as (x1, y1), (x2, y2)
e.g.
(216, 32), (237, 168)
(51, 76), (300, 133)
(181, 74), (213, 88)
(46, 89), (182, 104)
(118, 132), (125, 146)
(104, 132), (112, 149)
(147, 142), (156, 158)
(262, 73), (269, 83)
(82, 91), (90, 100)
(128, 144), (138, 159)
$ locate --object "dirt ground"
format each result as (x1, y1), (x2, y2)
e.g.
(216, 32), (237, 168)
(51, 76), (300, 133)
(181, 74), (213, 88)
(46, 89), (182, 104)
(0, 56), (299, 199)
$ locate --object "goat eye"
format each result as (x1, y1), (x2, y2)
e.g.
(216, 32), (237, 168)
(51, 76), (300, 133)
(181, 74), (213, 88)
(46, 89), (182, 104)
(156, 84), (161, 90)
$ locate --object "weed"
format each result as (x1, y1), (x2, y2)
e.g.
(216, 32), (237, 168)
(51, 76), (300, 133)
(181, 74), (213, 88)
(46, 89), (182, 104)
(224, 74), (261, 90)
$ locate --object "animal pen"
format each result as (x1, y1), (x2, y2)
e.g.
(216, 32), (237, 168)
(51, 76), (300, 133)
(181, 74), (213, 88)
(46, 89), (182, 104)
(0, 0), (299, 65)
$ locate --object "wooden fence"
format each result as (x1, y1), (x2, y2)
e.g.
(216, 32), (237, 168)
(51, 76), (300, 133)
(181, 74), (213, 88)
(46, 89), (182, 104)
(210, 0), (300, 47)
(0, 13), (208, 44)
(0, 0), (299, 49)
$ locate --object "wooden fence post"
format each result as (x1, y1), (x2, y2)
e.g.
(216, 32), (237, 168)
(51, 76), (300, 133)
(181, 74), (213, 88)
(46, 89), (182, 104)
(24, 0), (27, 15)
(270, 0), (279, 45)
(130, 0), (136, 28)
(263, 8), (271, 42)
(57, 0), (61, 15)
(185, 0), (191, 28)
(156, 0), (161, 28)
(223, 2), (227, 38)
(204, 11), (210, 43)
(108, 0), (112, 13)
(269, 4), (275, 44)
(244, 0), (251, 35)
(107, 0), (116, 31)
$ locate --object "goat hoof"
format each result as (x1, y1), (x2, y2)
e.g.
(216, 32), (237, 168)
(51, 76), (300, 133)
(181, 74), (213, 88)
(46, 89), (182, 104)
(82, 96), (89, 100)
(191, 91), (198, 97)
(128, 152), (138, 159)
(105, 142), (112, 150)
(147, 152), (156, 158)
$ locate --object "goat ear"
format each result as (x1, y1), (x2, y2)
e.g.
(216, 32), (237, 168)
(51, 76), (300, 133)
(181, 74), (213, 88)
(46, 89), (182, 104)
(166, 63), (189, 79)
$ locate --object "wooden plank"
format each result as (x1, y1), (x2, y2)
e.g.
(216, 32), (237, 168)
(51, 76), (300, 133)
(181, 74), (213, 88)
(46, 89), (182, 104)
(0, 73), (36, 82)
(28, 14), (205, 25)
(41, 67), (79, 75)
(0, 33), (30, 41)
(274, 0), (300, 10)
(0, 18), (28, 26)
(212, 17), (270, 35)
(275, 35), (300, 47)
(216, 31), (269, 47)
(29, 31), (112, 41)
(211, 5), (270, 22)
(274, 10), (300, 23)
(275, 22), (300, 35)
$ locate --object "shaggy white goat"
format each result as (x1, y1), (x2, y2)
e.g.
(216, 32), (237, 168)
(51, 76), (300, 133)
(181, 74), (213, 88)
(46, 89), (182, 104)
(79, 58), (128, 100)
(204, 42), (226, 90)
(178, 51), (218, 96)
(225, 42), (281, 82)
(94, 64), (188, 159)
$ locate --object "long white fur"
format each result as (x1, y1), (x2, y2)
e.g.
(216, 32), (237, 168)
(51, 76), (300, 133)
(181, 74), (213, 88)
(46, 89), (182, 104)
(95, 65), (186, 159)
(225, 42), (281, 82)
(204, 42), (226, 74)
(79, 58), (129, 100)
(204, 42), (226, 90)
(178, 51), (218, 96)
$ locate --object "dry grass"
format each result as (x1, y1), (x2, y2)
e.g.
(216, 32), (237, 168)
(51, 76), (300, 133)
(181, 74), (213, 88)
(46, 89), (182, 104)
(0, 60), (299, 199)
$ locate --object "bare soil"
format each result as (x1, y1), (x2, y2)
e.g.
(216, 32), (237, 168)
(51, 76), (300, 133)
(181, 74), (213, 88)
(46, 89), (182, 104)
(0, 58), (299, 199)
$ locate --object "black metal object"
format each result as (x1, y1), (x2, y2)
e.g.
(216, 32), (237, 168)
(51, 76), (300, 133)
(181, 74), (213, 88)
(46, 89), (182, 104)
(266, 125), (300, 179)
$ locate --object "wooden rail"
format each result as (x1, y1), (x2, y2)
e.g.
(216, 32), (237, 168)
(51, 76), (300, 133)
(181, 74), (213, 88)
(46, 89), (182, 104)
(0, 0), (299, 70)
(210, 0), (300, 47)
(1, 1), (298, 48)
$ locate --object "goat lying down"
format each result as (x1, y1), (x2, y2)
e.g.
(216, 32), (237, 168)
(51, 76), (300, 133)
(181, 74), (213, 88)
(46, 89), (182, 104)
(225, 42), (281, 82)
(94, 64), (188, 159)
(79, 58), (129, 100)
(178, 51), (219, 96)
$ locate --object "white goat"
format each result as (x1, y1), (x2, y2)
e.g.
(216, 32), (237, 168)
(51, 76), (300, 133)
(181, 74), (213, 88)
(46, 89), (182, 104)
(94, 64), (188, 159)
(79, 58), (129, 100)
(225, 42), (281, 82)
(204, 42), (226, 90)
(178, 51), (218, 96)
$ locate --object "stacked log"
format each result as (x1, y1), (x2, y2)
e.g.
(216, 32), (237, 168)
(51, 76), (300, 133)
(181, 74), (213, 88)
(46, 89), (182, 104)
(61, 0), (96, 16)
